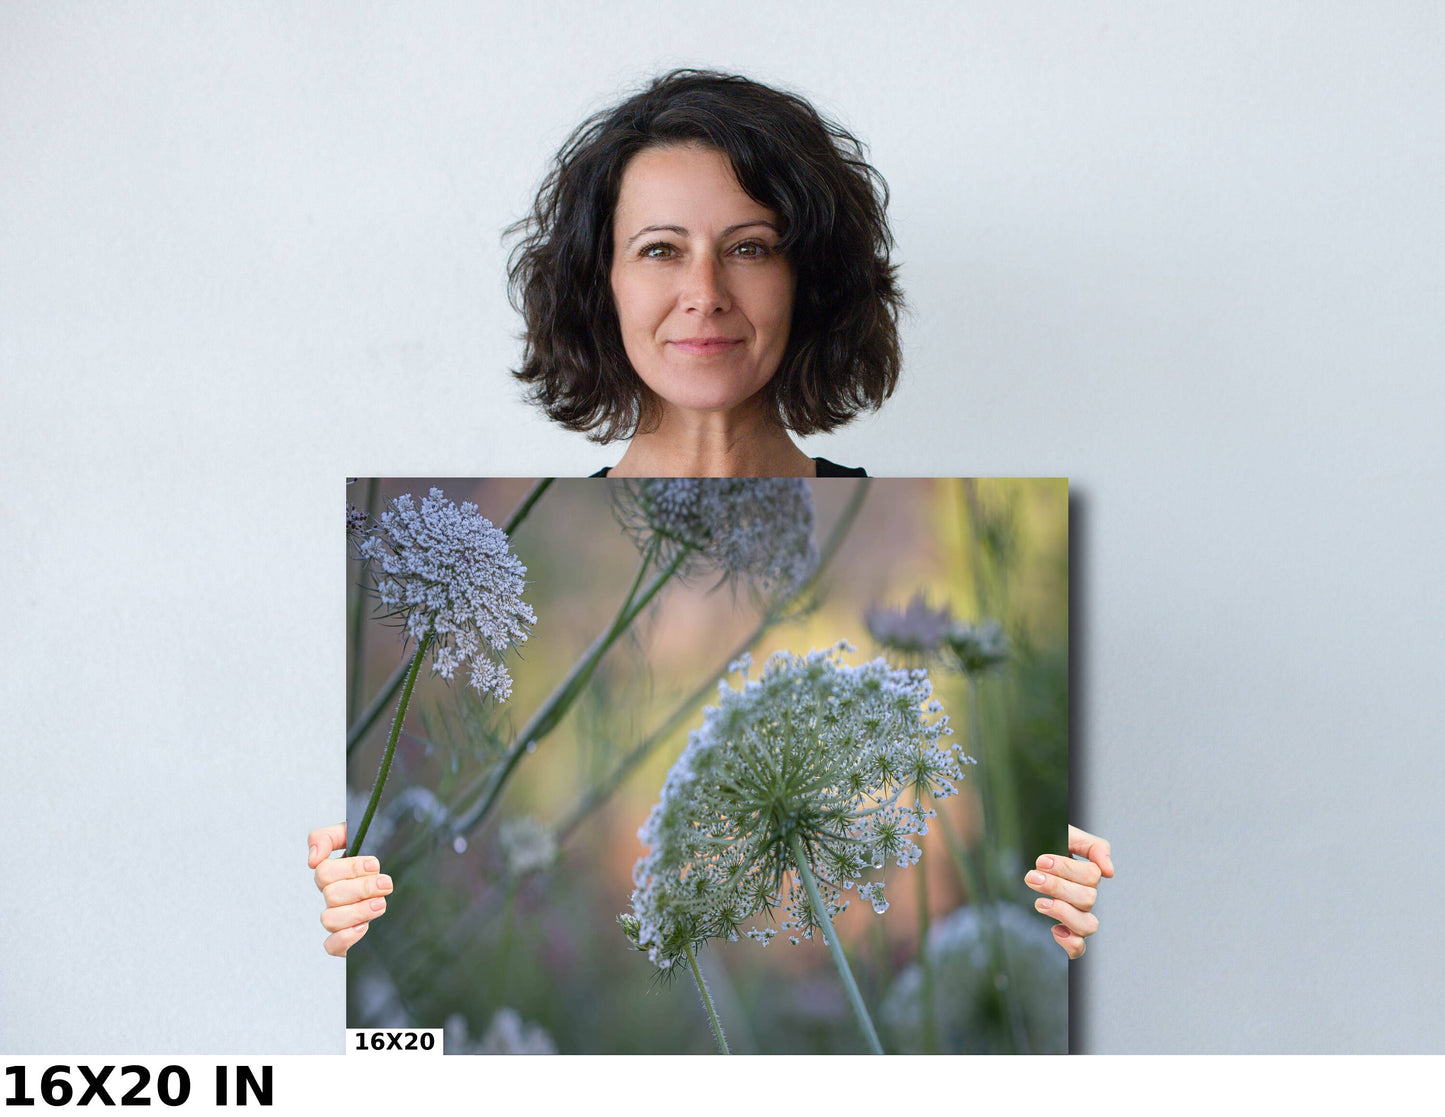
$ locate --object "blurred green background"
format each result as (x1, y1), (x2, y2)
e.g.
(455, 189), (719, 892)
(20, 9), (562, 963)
(345, 477), (1068, 1054)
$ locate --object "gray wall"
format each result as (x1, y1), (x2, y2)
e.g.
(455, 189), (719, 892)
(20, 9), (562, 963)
(3, 1), (1440, 1053)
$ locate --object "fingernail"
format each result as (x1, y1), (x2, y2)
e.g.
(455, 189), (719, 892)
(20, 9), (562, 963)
(309, 845), (318, 864)
(1038, 856), (1054, 870)
(1026, 871), (1046, 886)
(370, 898), (387, 912)
(377, 875), (393, 892)
(364, 858), (379, 873)
(1036, 897), (1052, 911)
(1053, 924), (1069, 937)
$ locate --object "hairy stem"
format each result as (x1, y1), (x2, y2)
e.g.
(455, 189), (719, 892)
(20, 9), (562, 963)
(683, 942), (731, 1054)
(789, 832), (884, 1055)
(348, 633), (432, 857)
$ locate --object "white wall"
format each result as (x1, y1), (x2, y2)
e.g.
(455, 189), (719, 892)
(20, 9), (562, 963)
(3, 1), (1442, 1053)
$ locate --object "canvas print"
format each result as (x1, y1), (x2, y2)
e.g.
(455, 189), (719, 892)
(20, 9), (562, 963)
(342, 477), (1068, 1054)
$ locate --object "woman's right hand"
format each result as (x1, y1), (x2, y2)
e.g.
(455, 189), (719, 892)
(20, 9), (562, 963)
(308, 823), (393, 957)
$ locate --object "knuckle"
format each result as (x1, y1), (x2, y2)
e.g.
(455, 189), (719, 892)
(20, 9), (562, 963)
(1083, 912), (1100, 936)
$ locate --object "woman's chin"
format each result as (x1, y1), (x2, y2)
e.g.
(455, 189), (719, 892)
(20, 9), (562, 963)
(649, 381), (773, 423)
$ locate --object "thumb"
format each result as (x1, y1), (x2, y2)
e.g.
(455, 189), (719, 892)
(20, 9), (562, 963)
(1068, 825), (1114, 877)
(307, 823), (348, 868)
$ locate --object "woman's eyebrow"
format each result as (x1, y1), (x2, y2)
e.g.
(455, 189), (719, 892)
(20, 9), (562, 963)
(622, 220), (779, 248)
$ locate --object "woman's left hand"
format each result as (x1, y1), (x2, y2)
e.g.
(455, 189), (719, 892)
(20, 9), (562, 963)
(1025, 825), (1113, 959)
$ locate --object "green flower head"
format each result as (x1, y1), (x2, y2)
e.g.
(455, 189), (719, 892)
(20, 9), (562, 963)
(629, 643), (971, 970)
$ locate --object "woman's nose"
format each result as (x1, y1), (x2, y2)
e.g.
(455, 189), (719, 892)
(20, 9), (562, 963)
(680, 255), (731, 314)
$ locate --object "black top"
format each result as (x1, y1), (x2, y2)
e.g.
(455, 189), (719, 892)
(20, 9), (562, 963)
(589, 456), (867, 478)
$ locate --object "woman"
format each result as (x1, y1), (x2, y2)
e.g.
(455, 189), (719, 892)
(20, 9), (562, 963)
(314, 70), (1113, 963)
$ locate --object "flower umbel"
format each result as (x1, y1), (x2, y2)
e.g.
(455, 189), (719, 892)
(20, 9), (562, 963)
(498, 815), (558, 879)
(629, 643), (968, 971)
(945, 619), (1009, 676)
(613, 478), (817, 601)
(864, 594), (957, 660)
(358, 487), (536, 702)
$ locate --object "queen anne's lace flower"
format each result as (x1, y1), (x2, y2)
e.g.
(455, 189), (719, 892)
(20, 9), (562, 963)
(498, 815), (558, 878)
(867, 597), (1011, 677)
(865, 594), (956, 659)
(358, 487), (536, 702)
(613, 479), (817, 600)
(628, 643), (971, 970)
(945, 620), (1009, 675)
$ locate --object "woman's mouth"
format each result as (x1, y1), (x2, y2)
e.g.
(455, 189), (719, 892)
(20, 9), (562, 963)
(669, 337), (744, 355)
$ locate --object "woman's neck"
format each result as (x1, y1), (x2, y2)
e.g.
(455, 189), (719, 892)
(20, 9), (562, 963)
(609, 401), (815, 478)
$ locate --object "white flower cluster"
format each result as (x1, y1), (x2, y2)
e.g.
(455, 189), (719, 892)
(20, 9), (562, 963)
(628, 643), (972, 970)
(357, 487), (536, 702)
(613, 478), (817, 600)
(866, 596), (1010, 676)
(498, 815), (558, 878)
(445, 1009), (557, 1055)
(864, 594), (957, 658)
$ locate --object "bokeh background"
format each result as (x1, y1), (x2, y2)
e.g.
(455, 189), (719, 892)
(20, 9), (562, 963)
(345, 478), (1068, 1053)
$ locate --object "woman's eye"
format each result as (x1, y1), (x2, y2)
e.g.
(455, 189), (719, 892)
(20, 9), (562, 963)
(731, 241), (770, 258)
(640, 242), (676, 259)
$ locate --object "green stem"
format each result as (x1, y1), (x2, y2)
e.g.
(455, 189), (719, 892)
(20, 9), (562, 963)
(951, 689), (1032, 1055)
(789, 832), (884, 1055)
(348, 633), (432, 857)
(683, 942), (730, 1054)
(917, 842), (939, 1054)
(553, 478), (874, 846)
(347, 649), (409, 758)
(444, 542), (689, 842)
(493, 879), (518, 1008)
(501, 478), (553, 535)
(346, 479), (553, 758)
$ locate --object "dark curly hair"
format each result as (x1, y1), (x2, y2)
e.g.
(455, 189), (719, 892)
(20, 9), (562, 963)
(507, 69), (903, 444)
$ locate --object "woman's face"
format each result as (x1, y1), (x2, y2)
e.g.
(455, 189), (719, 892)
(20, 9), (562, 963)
(609, 143), (795, 420)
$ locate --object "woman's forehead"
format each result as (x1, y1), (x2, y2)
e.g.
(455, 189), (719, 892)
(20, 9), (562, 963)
(614, 144), (777, 233)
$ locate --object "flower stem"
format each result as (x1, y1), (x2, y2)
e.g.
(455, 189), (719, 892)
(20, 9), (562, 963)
(501, 478), (553, 535)
(348, 632), (432, 857)
(444, 541), (689, 842)
(788, 832), (884, 1055)
(553, 477), (874, 845)
(916, 843), (939, 1054)
(492, 878), (518, 1008)
(683, 942), (730, 1054)
(346, 479), (552, 758)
